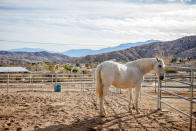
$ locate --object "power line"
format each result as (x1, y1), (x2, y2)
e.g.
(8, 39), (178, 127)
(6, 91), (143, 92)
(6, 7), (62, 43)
(0, 39), (106, 46)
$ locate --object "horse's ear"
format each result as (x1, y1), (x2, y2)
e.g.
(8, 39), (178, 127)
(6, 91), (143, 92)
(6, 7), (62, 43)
(156, 57), (159, 62)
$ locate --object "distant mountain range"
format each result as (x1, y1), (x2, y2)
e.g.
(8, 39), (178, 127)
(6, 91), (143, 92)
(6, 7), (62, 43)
(9, 48), (47, 52)
(71, 36), (196, 63)
(0, 51), (71, 63)
(7, 40), (158, 57)
(1, 36), (196, 63)
(63, 40), (158, 57)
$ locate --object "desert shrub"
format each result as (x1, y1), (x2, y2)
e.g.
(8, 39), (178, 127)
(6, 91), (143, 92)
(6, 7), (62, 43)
(64, 65), (72, 72)
(72, 68), (78, 73)
(49, 65), (55, 73)
(82, 70), (89, 74)
(171, 57), (177, 63)
(76, 63), (80, 67)
(85, 63), (89, 68)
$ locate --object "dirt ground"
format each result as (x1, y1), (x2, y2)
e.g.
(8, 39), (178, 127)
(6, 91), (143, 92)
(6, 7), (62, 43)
(0, 87), (195, 131)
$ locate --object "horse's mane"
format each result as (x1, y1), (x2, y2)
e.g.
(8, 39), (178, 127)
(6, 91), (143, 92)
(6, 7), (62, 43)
(126, 58), (157, 74)
(126, 58), (156, 66)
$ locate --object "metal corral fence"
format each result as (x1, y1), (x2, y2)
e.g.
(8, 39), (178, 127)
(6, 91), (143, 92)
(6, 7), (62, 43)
(0, 73), (96, 93)
(142, 65), (196, 131)
(0, 66), (195, 130)
(0, 71), (157, 93)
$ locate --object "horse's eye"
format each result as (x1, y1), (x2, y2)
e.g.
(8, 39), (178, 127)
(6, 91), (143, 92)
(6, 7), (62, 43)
(158, 65), (162, 68)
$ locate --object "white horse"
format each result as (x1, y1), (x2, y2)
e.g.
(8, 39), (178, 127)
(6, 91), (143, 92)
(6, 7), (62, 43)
(96, 58), (165, 116)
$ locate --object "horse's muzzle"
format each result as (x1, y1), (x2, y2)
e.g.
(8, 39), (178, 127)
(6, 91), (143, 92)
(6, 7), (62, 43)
(159, 75), (164, 80)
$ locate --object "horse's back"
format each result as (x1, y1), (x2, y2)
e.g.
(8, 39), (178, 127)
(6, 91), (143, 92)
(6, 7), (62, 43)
(99, 61), (125, 74)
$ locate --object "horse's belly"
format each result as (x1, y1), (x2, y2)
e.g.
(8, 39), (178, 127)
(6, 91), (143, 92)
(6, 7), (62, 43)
(112, 82), (134, 89)
(114, 85), (131, 89)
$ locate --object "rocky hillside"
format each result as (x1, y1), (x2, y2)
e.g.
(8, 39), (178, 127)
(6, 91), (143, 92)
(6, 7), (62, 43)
(71, 36), (196, 63)
(1, 36), (195, 64)
(0, 51), (71, 63)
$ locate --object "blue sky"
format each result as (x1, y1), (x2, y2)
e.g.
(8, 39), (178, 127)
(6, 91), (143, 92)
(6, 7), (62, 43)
(0, 0), (196, 52)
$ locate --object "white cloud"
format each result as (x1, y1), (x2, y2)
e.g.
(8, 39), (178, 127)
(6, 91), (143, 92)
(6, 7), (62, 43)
(0, 0), (196, 51)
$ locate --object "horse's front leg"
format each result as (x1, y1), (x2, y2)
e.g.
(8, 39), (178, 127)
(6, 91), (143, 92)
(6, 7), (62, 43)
(134, 85), (141, 113)
(128, 88), (133, 112)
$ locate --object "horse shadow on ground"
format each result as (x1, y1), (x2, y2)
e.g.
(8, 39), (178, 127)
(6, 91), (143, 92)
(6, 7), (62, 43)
(33, 109), (172, 131)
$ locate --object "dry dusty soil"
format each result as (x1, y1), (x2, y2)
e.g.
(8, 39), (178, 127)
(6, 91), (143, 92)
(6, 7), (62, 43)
(0, 87), (196, 131)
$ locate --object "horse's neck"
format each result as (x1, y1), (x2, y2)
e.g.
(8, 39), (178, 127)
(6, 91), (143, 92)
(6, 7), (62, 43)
(136, 59), (155, 75)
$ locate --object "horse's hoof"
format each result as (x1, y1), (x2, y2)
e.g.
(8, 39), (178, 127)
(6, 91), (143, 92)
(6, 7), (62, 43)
(128, 106), (132, 113)
(136, 110), (140, 114)
(101, 114), (105, 117)
(100, 113), (105, 117)
(132, 106), (135, 110)
(99, 112), (105, 117)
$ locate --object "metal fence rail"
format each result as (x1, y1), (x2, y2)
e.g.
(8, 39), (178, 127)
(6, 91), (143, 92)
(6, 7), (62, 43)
(0, 73), (96, 92)
(0, 73), (95, 83)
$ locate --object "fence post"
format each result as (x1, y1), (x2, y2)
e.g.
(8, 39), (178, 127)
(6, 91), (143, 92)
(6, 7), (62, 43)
(155, 73), (157, 93)
(164, 74), (166, 90)
(189, 70), (194, 131)
(82, 73), (84, 92)
(52, 74), (53, 84)
(189, 71), (192, 92)
(7, 73), (9, 93)
(157, 78), (162, 110)
(32, 74), (33, 84)
(55, 73), (57, 85)
(29, 74), (31, 84)
(94, 71), (96, 90)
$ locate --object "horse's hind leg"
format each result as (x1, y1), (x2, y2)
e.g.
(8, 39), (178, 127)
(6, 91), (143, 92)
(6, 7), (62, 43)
(99, 86), (107, 117)
(134, 85), (141, 113)
(128, 88), (133, 112)
(99, 96), (105, 117)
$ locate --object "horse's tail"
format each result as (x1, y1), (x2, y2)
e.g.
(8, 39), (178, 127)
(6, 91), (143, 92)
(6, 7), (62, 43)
(96, 64), (103, 99)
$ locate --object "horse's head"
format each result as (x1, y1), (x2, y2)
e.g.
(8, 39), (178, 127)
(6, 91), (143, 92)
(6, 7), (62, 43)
(154, 58), (165, 80)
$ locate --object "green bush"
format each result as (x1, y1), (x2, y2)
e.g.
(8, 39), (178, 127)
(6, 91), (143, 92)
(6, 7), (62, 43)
(171, 57), (177, 63)
(76, 63), (80, 67)
(82, 70), (89, 74)
(64, 65), (72, 72)
(72, 68), (78, 73)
